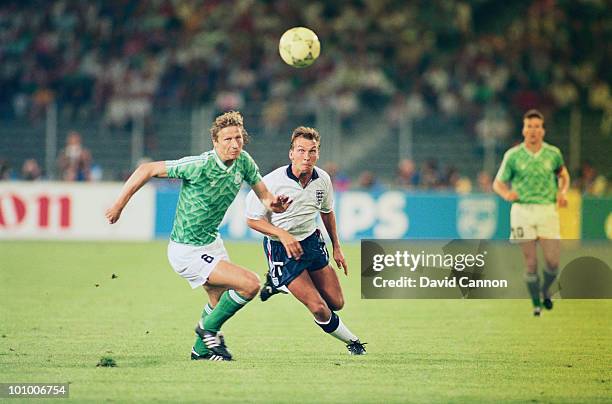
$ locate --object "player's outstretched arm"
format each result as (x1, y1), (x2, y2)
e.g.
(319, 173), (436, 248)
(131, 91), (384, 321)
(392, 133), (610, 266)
(246, 218), (303, 259)
(105, 161), (168, 224)
(556, 166), (570, 207)
(492, 179), (519, 202)
(320, 211), (348, 275)
(251, 181), (291, 213)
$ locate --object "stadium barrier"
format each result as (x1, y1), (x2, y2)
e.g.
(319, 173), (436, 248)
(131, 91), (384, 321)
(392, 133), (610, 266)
(582, 196), (612, 239)
(1, 184), (609, 241)
(155, 189), (518, 240)
(154, 189), (589, 240)
(0, 182), (155, 240)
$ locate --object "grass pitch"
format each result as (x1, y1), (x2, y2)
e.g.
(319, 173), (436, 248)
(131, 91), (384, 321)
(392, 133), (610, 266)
(1, 241), (610, 403)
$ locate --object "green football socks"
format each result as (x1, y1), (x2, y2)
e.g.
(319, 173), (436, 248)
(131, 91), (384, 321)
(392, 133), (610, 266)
(204, 290), (251, 333)
(525, 272), (541, 307)
(194, 303), (214, 355)
(541, 268), (558, 298)
(194, 290), (251, 355)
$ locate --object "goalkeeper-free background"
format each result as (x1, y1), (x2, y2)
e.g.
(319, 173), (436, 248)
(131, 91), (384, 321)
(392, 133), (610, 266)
(1, 241), (610, 403)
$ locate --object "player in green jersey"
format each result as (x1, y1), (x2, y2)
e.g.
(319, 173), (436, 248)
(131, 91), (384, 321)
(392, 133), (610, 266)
(106, 111), (290, 361)
(493, 109), (570, 316)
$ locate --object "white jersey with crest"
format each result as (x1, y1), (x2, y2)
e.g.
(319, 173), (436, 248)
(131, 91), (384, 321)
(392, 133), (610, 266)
(245, 164), (334, 241)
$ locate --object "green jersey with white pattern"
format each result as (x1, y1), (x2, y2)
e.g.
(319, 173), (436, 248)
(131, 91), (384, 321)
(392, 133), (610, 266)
(495, 142), (564, 204)
(165, 150), (262, 245)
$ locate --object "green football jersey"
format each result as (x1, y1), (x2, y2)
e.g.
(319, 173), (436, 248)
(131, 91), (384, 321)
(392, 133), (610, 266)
(165, 150), (262, 245)
(495, 142), (564, 204)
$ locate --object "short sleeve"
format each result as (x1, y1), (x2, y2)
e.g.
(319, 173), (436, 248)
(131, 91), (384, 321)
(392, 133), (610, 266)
(320, 177), (334, 213)
(245, 189), (267, 220)
(165, 156), (203, 181)
(495, 150), (513, 183)
(554, 148), (565, 173)
(242, 152), (263, 186)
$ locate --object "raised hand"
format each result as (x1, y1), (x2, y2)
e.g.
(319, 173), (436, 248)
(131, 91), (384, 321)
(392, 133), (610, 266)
(270, 194), (292, 213)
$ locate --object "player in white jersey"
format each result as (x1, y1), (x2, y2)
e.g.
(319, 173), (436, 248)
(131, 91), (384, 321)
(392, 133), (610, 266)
(245, 127), (366, 355)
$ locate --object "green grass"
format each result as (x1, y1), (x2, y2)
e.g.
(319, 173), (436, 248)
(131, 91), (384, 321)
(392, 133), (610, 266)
(1, 241), (610, 403)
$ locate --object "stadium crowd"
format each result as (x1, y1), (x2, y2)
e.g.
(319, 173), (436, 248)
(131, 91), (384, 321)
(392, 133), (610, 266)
(1, 0), (609, 124)
(0, 0), (609, 191)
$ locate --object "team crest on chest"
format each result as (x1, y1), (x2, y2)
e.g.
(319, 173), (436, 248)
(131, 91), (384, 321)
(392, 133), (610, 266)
(544, 160), (552, 170)
(315, 189), (325, 205)
(234, 171), (243, 184)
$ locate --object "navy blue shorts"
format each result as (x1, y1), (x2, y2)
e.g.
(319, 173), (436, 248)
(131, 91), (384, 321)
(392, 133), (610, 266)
(263, 230), (330, 288)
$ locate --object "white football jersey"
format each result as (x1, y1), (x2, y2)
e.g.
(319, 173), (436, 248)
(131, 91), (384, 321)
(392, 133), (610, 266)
(245, 165), (334, 241)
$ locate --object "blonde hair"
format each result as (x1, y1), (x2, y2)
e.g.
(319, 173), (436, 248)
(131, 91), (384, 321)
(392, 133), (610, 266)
(290, 126), (320, 149)
(523, 109), (544, 121)
(210, 111), (250, 144)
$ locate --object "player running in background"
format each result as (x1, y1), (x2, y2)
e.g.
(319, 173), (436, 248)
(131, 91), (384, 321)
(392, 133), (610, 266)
(105, 111), (290, 361)
(245, 126), (366, 355)
(493, 109), (570, 316)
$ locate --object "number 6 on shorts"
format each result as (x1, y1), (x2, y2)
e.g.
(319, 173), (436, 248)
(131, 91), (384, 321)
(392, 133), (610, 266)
(201, 254), (214, 263)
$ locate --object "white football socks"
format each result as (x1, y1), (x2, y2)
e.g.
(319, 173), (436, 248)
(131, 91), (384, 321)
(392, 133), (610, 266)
(315, 313), (358, 343)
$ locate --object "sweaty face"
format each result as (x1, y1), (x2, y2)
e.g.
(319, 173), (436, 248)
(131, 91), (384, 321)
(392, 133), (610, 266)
(522, 117), (545, 145)
(214, 126), (244, 162)
(289, 137), (319, 174)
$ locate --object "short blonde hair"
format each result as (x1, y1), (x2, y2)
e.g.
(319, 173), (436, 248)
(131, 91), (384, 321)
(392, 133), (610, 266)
(290, 126), (320, 149)
(523, 109), (544, 121)
(210, 111), (250, 144)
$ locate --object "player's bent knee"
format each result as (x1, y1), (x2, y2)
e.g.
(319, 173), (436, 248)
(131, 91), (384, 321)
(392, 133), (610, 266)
(328, 295), (344, 311)
(309, 301), (331, 320)
(242, 272), (261, 299)
(249, 271), (261, 284)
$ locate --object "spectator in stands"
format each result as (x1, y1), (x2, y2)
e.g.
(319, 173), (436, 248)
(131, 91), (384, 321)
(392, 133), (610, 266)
(323, 162), (351, 192)
(21, 158), (42, 181)
(57, 131), (92, 181)
(441, 166), (461, 189)
(0, 159), (11, 180)
(575, 161), (609, 196)
(396, 159), (419, 189)
(477, 171), (494, 193)
(354, 170), (385, 193)
(440, 166), (472, 194)
(454, 177), (472, 194)
(262, 98), (288, 134)
(418, 159), (441, 189)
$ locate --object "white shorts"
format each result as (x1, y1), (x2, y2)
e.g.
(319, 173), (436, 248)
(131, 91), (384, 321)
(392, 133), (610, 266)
(510, 203), (560, 241)
(167, 237), (229, 289)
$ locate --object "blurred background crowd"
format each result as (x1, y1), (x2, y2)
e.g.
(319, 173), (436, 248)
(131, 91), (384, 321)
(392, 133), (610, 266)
(0, 0), (610, 194)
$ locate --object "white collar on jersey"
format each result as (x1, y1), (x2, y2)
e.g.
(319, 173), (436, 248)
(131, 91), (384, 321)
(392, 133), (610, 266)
(212, 149), (236, 171)
(521, 143), (545, 158)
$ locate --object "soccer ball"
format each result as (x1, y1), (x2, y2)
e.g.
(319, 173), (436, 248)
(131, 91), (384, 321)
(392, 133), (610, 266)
(279, 27), (320, 68)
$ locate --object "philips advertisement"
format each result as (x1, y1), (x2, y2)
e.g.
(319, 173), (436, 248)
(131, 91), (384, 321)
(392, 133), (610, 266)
(155, 189), (512, 241)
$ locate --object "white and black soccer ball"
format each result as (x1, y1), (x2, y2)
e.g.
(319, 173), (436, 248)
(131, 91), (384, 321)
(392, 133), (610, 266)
(278, 27), (321, 68)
